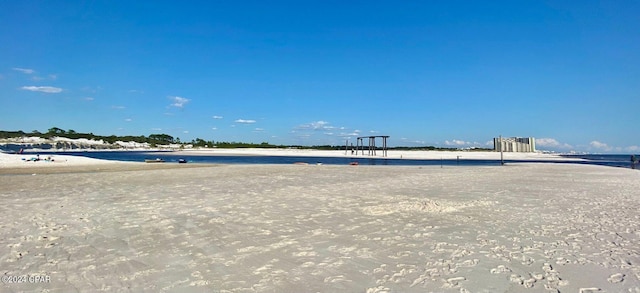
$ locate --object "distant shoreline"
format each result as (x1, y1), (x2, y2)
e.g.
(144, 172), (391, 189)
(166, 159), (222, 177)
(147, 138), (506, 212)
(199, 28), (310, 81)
(3, 147), (583, 161)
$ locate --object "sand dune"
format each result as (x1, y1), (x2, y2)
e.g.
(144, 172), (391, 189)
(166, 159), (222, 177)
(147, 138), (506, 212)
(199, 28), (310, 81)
(1, 164), (639, 292)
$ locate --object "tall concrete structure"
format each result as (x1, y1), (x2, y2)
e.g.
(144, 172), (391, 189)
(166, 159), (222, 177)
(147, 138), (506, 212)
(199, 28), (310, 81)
(494, 137), (536, 152)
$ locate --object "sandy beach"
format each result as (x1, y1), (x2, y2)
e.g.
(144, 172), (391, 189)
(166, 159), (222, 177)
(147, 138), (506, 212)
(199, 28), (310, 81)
(1, 159), (639, 292)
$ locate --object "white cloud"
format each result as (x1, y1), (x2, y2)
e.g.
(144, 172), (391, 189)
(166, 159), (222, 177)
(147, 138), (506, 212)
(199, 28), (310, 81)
(84, 97), (94, 101)
(21, 86), (62, 93)
(30, 74), (56, 81)
(169, 96), (190, 108)
(211, 127), (218, 130)
(254, 128), (265, 132)
(124, 118), (133, 122)
(536, 138), (573, 149)
(13, 67), (35, 74)
(590, 141), (613, 151)
(212, 115), (223, 119)
(445, 139), (469, 146)
(297, 120), (336, 130)
(235, 119), (256, 124)
(444, 139), (485, 148)
(183, 130), (189, 134)
(111, 105), (126, 110)
(151, 128), (162, 131)
(626, 145), (640, 152)
(339, 132), (360, 137)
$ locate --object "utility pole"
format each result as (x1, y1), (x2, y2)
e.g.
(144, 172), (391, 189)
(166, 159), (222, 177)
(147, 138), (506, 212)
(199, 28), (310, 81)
(500, 135), (504, 166)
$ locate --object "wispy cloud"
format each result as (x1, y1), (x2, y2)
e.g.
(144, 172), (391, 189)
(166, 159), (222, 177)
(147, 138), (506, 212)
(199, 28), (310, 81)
(254, 128), (265, 132)
(84, 97), (94, 101)
(536, 138), (573, 149)
(626, 145), (640, 152)
(211, 127), (218, 130)
(589, 141), (613, 152)
(124, 118), (133, 122)
(31, 74), (57, 81)
(297, 120), (336, 131)
(111, 105), (126, 110)
(444, 139), (484, 147)
(445, 139), (470, 146)
(169, 96), (190, 108)
(212, 115), (224, 119)
(235, 119), (256, 124)
(151, 128), (162, 131)
(338, 132), (360, 137)
(13, 67), (35, 74)
(20, 86), (62, 93)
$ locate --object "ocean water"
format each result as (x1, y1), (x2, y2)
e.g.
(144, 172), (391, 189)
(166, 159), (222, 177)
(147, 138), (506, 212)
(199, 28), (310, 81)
(22, 151), (640, 169)
(561, 154), (638, 168)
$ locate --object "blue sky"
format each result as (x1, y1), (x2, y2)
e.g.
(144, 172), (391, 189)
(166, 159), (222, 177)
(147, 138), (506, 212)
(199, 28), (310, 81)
(1, 1), (638, 152)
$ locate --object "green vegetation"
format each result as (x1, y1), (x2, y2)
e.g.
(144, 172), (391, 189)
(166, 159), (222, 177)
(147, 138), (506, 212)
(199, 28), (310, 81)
(0, 127), (492, 151)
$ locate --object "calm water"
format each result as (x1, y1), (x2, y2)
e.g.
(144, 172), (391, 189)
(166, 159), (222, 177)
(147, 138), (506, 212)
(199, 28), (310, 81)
(22, 151), (639, 169)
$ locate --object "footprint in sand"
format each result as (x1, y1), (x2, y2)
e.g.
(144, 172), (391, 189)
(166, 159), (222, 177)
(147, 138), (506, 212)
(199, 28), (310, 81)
(523, 277), (536, 288)
(579, 288), (601, 293)
(607, 273), (625, 283)
(509, 274), (524, 285)
(458, 259), (479, 267)
(490, 265), (511, 274)
(443, 276), (466, 288)
(366, 285), (391, 293)
(323, 275), (350, 283)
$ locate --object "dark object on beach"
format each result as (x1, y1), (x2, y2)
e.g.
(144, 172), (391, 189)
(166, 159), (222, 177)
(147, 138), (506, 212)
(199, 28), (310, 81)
(632, 155), (637, 169)
(145, 158), (165, 163)
(178, 158), (187, 164)
(349, 161), (359, 166)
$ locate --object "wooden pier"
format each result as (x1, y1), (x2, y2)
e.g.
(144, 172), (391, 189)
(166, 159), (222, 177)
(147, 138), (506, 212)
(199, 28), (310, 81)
(352, 136), (389, 157)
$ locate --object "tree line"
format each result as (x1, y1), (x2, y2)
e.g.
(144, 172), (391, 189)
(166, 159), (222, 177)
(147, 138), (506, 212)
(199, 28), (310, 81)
(0, 127), (492, 151)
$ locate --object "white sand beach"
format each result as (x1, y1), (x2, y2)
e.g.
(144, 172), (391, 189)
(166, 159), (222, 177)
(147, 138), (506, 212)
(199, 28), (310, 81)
(1, 162), (639, 292)
(0, 153), (118, 169)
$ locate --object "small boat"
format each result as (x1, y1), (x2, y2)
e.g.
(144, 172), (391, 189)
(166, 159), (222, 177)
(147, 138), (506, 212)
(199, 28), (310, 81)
(145, 158), (165, 163)
(178, 158), (187, 164)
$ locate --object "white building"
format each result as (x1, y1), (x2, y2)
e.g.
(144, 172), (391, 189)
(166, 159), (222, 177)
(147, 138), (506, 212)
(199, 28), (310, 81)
(494, 137), (536, 152)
